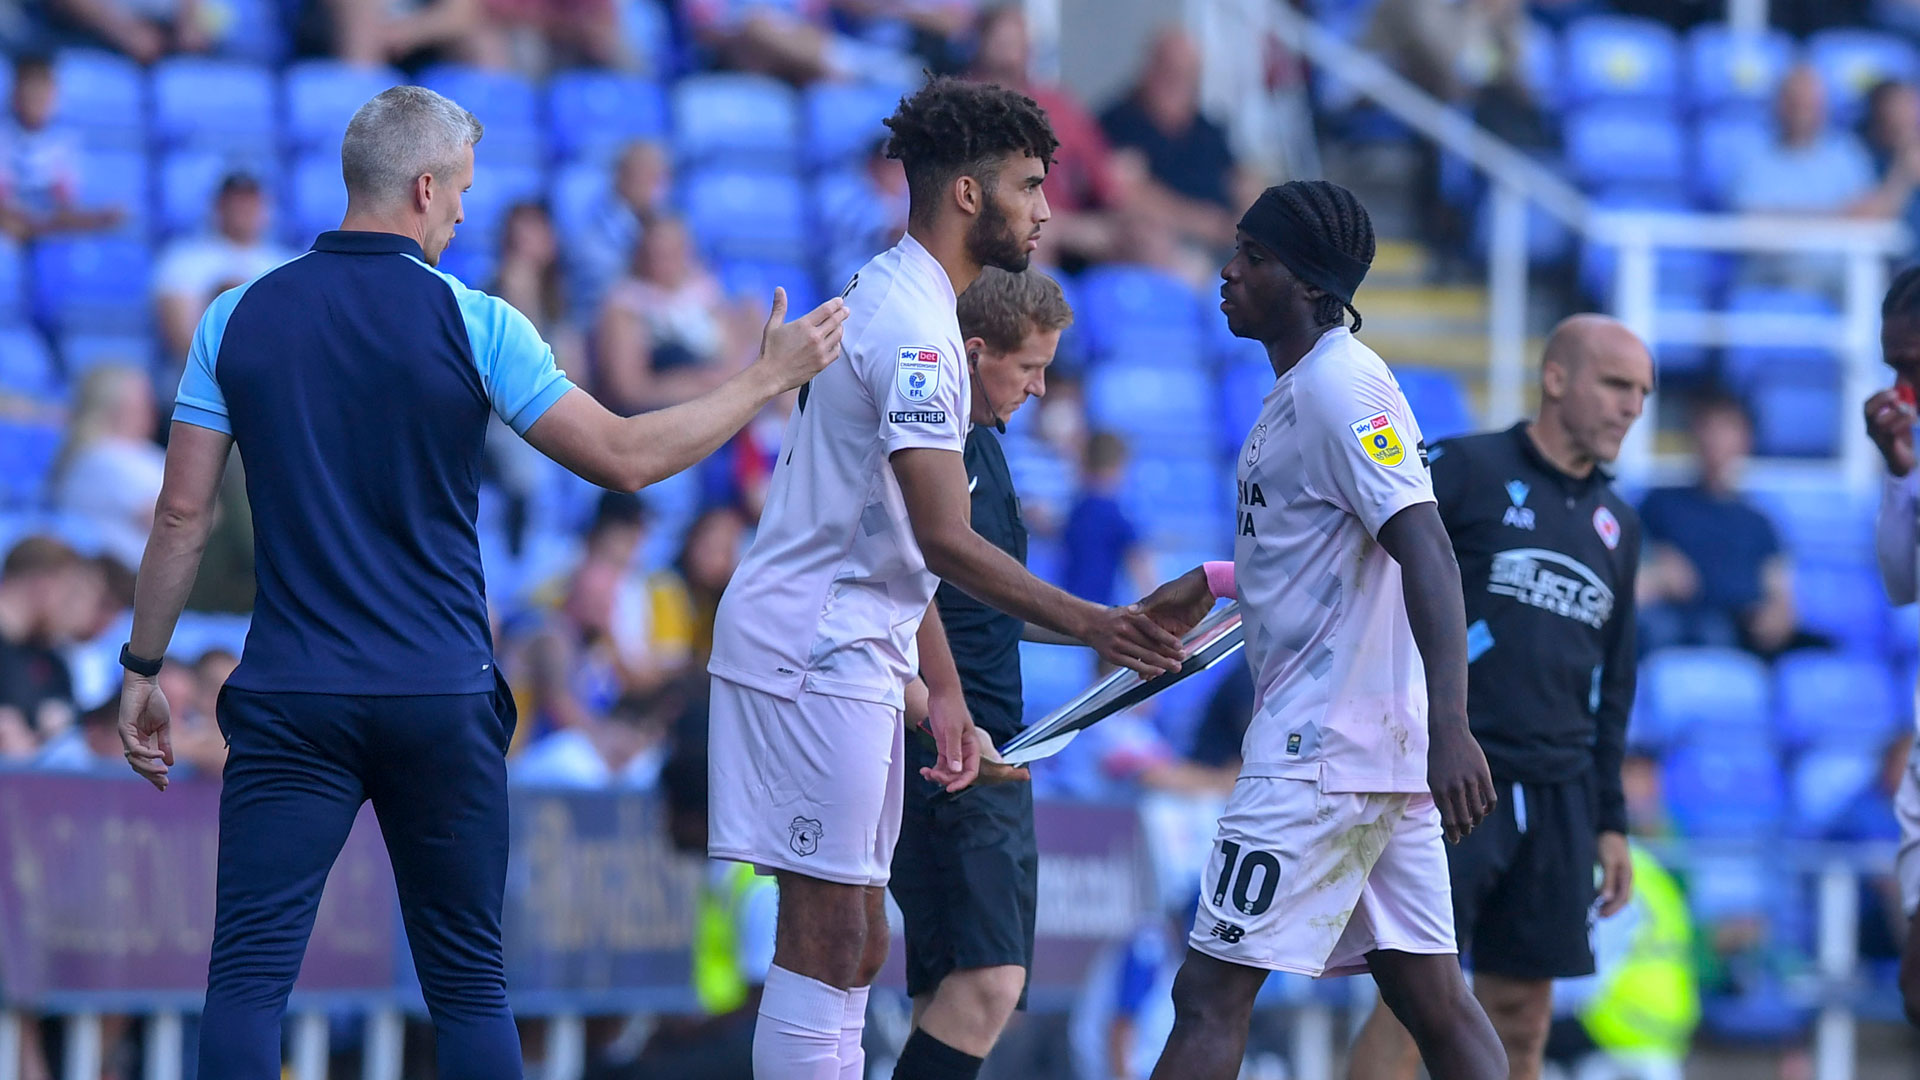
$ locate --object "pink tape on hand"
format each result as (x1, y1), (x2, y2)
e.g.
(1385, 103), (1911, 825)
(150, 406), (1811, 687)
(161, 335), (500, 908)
(1203, 560), (1237, 600)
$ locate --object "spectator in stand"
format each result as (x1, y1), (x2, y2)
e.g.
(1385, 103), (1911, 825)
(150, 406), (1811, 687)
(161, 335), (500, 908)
(317, 0), (503, 70)
(1061, 430), (1152, 607)
(652, 504), (748, 661)
(1099, 28), (1257, 258)
(50, 366), (166, 573)
(570, 139), (672, 321)
(1637, 392), (1804, 657)
(509, 686), (676, 787)
(0, 56), (123, 242)
(1734, 65), (1920, 297)
(820, 136), (910, 286)
(0, 536), (105, 760)
(40, 0), (212, 63)
(594, 215), (752, 413)
(1864, 79), (1920, 258)
(154, 173), (295, 367)
(484, 201), (580, 553)
(36, 687), (128, 769)
(679, 0), (922, 85)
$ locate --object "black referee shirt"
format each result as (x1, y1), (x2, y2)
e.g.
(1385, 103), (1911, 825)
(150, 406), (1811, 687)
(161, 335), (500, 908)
(934, 426), (1028, 742)
(1429, 422), (1640, 835)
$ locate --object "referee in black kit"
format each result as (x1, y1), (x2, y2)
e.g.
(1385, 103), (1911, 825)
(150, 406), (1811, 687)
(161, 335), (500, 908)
(889, 266), (1075, 1080)
(113, 85), (845, 1077)
(1348, 315), (1654, 1080)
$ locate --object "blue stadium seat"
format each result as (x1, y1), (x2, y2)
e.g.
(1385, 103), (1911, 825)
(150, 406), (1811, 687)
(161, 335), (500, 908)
(1809, 29), (1920, 124)
(1470, 190), (1575, 266)
(549, 160), (606, 246)
(438, 163), (544, 284)
(1664, 739), (1785, 838)
(1087, 364), (1215, 451)
(804, 81), (908, 170)
(681, 167), (808, 262)
(0, 420), (62, 507)
(0, 326), (59, 402)
(73, 148), (149, 239)
(0, 240), (23, 325)
(169, 612), (251, 661)
(285, 153), (346, 246)
(1720, 286), (1836, 390)
(1074, 265), (1206, 363)
(282, 62), (402, 155)
(152, 58), (278, 153)
(1520, 19), (1563, 113)
(1788, 744), (1881, 837)
(1750, 486), (1874, 567)
(52, 50), (145, 149)
(1563, 105), (1687, 190)
(715, 258), (820, 314)
(1020, 640), (1094, 725)
(1794, 561), (1890, 653)
(58, 332), (151, 381)
(218, 0), (286, 66)
(1692, 111), (1771, 208)
(1564, 16), (1681, 105)
(671, 74), (802, 167)
(1638, 646), (1771, 748)
(1893, 606), (1920, 662)
(157, 149), (275, 238)
(1773, 650), (1901, 750)
(418, 66), (545, 166)
(30, 239), (151, 334)
(1749, 368), (1841, 458)
(1000, 435), (1074, 518)
(1218, 354), (1274, 457)
(548, 71), (667, 164)
(1119, 452), (1230, 541)
(1396, 368), (1473, 441)
(1685, 24), (1794, 117)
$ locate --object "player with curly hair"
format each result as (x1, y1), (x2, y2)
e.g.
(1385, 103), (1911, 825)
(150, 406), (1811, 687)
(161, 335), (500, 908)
(706, 76), (1185, 1080)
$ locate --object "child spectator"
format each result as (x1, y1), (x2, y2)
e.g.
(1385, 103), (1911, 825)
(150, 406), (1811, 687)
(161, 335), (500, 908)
(1062, 431), (1152, 607)
(0, 56), (124, 241)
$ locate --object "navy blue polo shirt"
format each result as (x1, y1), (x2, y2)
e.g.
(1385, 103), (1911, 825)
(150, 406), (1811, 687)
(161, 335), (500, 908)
(173, 231), (574, 696)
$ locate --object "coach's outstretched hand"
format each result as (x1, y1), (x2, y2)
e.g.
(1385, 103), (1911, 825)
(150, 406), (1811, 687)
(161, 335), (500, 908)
(1428, 719), (1495, 844)
(118, 673), (174, 792)
(752, 287), (849, 393)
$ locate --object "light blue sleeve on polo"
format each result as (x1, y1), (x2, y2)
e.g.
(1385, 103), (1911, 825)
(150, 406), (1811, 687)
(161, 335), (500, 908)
(423, 261), (576, 435)
(172, 282), (246, 435)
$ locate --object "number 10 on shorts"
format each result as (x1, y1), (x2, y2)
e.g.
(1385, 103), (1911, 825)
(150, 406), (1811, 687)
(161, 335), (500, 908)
(1211, 840), (1281, 917)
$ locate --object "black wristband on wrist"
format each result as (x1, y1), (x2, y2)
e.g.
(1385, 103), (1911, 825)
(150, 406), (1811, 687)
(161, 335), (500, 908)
(119, 643), (163, 678)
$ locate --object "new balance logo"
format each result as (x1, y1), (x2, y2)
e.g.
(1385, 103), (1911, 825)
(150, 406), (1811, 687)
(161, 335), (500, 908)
(1210, 921), (1246, 944)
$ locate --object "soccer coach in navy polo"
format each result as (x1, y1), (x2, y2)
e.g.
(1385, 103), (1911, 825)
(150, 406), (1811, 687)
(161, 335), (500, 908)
(114, 85), (847, 1076)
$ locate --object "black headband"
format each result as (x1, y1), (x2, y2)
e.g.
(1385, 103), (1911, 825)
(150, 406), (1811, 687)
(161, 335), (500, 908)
(1237, 189), (1371, 306)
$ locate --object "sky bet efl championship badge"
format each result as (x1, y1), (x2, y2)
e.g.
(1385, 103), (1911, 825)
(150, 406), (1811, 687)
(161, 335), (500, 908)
(897, 345), (942, 402)
(1350, 411), (1406, 467)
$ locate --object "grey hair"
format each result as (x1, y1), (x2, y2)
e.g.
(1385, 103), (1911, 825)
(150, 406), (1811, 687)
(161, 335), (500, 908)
(340, 86), (484, 205)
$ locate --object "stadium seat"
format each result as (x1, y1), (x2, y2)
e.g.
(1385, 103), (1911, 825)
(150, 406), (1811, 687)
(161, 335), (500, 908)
(549, 160), (606, 246)
(1087, 364), (1216, 452)
(1749, 368), (1842, 458)
(671, 74), (802, 167)
(452, 162), (546, 259)
(0, 420), (62, 507)
(804, 81), (908, 170)
(285, 153), (347, 246)
(1719, 286), (1836, 390)
(1395, 367), (1474, 441)
(1020, 640), (1094, 725)
(1691, 111), (1771, 208)
(58, 332), (152, 381)
(1773, 650), (1901, 750)
(157, 149), (276, 238)
(1892, 605), (1920, 662)
(0, 240), (23, 325)
(73, 148), (149, 239)
(1000, 435), (1075, 519)
(1564, 16), (1681, 105)
(1793, 560), (1891, 653)
(681, 167), (809, 262)
(1520, 19), (1563, 113)
(151, 58), (278, 153)
(418, 66), (545, 166)
(0, 326), (60, 402)
(1073, 265), (1206, 363)
(1638, 646), (1771, 748)
(30, 239), (151, 334)
(1120, 453), (1230, 542)
(1663, 738), (1785, 838)
(1750, 486), (1875, 567)
(52, 50), (145, 149)
(1809, 29), (1920, 124)
(1788, 744), (1882, 837)
(218, 0), (287, 66)
(1218, 354), (1275, 456)
(715, 258), (820, 314)
(1685, 24), (1794, 117)
(1470, 188), (1575, 266)
(1563, 105), (1687, 190)
(547, 71), (668, 164)
(283, 62), (403, 155)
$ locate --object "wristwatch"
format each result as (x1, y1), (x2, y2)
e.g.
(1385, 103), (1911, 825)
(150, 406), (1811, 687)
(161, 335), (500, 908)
(119, 643), (163, 678)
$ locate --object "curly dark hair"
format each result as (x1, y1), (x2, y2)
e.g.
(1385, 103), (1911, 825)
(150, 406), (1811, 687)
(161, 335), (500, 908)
(1269, 179), (1376, 331)
(884, 76), (1059, 227)
(1885, 262), (1920, 320)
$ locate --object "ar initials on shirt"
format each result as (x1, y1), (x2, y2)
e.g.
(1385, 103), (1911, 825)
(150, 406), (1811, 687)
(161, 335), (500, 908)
(1238, 480), (1266, 538)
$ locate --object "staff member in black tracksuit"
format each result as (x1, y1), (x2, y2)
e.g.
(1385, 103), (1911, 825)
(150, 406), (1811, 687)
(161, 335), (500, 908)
(890, 267), (1078, 1080)
(1349, 315), (1655, 1080)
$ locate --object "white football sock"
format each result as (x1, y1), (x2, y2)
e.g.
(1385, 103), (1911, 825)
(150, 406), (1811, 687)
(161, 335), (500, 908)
(754, 964), (848, 1080)
(837, 983), (871, 1080)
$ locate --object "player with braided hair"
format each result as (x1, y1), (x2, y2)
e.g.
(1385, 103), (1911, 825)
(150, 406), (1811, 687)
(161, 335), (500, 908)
(1136, 180), (1507, 1080)
(707, 76), (1183, 1080)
